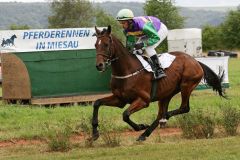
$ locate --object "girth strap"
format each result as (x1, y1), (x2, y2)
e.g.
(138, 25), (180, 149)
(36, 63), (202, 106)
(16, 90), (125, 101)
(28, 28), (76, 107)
(150, 79), (158, 101)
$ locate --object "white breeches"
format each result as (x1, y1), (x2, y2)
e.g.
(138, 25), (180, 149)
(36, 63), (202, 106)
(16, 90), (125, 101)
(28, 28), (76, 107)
(145, 23), (168, 57)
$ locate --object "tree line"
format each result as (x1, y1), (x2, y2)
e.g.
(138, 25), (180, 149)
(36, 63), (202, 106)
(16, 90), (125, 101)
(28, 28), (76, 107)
(6, 0), (240, 51)
(202, 9), (240, 50)
(45, 0), (186, 52)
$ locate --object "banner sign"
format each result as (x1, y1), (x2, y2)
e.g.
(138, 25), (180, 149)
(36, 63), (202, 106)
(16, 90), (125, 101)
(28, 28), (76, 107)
(0, 28), (98, 53)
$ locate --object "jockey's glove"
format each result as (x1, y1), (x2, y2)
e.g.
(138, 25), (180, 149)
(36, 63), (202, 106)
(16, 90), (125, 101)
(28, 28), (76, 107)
(133, 49), (144, 55)
(134, 42), (145, 50)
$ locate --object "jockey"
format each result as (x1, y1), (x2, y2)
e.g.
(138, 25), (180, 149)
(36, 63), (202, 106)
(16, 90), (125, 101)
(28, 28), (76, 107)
(116, 8), (168, 79)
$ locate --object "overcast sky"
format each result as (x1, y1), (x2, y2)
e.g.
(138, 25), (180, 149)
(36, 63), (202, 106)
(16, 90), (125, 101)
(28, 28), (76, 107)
(0, 0), (239, 7)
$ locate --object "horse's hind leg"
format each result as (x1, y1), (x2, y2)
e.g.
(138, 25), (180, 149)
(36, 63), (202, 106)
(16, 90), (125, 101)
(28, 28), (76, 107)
(158, 98), (171, 128)
(166, 81), (198, 119)
(123, 98), (149, 131)
(136, 99), (171, 141)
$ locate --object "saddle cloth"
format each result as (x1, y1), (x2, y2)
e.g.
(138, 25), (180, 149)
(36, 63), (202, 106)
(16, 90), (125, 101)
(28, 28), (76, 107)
(135, 53), (176, 72)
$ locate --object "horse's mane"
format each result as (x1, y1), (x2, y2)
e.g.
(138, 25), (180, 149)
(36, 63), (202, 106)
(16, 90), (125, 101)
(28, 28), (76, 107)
(111, 35), (126, 49)
(100, 28), (127, 51)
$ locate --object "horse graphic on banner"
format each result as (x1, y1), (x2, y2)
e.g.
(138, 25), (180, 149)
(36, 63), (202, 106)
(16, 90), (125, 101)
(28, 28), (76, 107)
(1, 34), (17, 47)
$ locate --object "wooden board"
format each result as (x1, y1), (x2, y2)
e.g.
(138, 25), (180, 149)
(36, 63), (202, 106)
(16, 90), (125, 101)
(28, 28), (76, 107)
(31, 93), (112, 105)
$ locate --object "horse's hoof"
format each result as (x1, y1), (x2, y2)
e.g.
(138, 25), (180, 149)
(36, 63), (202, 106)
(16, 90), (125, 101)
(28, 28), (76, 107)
(91, 132), (100, 141)
(159, 122), (166, 128)
(138, 124), (150, 130)
(136, 136), (146, 141)
(159, 119), (167, 128)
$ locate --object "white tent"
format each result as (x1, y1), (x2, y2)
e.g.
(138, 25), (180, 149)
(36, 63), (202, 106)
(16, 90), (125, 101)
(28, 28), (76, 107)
(168, 28), (202, 57)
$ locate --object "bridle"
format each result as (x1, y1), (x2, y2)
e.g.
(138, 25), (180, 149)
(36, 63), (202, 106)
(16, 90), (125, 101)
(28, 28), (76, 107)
(96, 35), (119, 68)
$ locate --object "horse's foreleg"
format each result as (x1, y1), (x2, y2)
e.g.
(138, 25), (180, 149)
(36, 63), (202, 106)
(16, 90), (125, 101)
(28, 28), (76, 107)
(91, 95), (126, 141)
(122, 98), (149, 131)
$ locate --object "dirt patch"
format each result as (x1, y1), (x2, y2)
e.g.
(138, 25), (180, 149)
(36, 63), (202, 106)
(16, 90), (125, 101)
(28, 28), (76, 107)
(0, 127), (182, 148)
(0, 139), (44, 148)
(122, 127), (181, 137)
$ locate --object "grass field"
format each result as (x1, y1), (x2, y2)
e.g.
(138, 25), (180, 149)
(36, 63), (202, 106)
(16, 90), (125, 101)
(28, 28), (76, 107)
(1, 136), (240, 160)
(0, 58), (239, 159)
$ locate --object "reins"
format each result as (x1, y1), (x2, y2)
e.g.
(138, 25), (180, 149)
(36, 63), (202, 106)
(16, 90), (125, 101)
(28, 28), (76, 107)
(97, 52), (119, 67)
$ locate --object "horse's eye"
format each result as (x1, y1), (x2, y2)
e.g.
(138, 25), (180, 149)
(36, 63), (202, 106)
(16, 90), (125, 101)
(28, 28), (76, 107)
(104, 44), (108, 48)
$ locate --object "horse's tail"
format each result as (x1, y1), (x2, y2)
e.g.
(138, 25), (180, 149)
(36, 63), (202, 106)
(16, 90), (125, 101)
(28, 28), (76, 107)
(198, 61), (227, 98)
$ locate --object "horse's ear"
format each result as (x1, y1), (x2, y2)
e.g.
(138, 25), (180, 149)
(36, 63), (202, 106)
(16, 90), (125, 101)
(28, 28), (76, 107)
(107, 25), (111, 35)
(95, 26), (101, 36)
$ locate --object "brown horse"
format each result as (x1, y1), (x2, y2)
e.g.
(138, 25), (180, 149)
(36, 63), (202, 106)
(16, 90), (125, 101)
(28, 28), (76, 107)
(92, 25), (225, 141)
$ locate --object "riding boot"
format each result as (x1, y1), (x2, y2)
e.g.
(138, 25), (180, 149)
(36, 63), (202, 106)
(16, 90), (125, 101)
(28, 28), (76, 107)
(150, 55), (166, 79)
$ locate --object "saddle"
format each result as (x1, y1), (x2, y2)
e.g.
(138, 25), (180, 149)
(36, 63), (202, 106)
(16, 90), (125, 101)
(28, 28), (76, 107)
(133, 52), (176, 73)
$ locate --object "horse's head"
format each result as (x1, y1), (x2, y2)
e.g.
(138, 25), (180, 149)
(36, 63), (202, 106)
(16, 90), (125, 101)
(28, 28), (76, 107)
(11, 34), (17, 39)
(94, 25), (115, 72)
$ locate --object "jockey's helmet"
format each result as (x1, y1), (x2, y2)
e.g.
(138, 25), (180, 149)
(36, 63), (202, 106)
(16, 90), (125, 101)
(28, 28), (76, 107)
(116, 9), (134, 21)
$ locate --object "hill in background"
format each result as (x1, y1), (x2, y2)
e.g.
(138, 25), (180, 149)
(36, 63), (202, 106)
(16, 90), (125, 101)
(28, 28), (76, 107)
(0, 2), (237, 30)
(0, 2), (50, 29)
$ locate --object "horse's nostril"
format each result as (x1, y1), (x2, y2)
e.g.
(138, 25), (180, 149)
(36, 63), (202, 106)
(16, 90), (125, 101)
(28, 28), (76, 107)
(96, 63), (105, 71)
